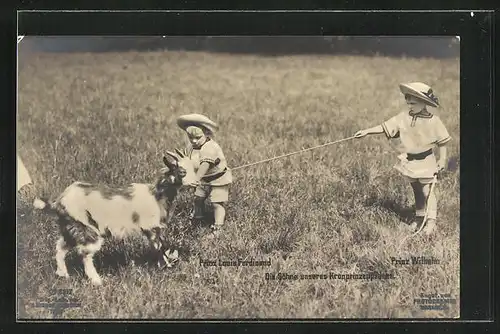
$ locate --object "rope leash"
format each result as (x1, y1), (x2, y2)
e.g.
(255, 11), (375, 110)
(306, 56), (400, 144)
(225, 127), (440, 248)
(230, 135), (357, 171)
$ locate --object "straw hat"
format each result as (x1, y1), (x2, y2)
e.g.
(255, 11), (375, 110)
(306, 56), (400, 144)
(176, 114), (218, 134)
(399, 82), (440, 108)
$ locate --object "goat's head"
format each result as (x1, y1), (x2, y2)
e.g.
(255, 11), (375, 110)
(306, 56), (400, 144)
(141, 226), (180, 269)
(157, 150), (196, 189)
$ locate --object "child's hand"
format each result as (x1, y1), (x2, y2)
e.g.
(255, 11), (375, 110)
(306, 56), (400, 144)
(437, 161), (446, 172)
(189, 180), (200, 187)
(436, 161), (446, 179)
(354, 129), (369, 138)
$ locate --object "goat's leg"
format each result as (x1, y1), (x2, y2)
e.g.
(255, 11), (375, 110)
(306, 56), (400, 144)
(55, 237), (70, 278)
(142, 228), (164, 267)
(141, 228), (162, 251)
(77, 238), (104, 286)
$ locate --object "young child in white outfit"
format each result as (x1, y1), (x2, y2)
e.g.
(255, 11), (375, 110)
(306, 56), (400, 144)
(176, 114), (233, 235)
(354, 82), (451, 235)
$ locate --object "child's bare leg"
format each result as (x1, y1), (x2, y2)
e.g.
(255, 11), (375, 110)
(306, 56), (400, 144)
(212, 203), (226, 228)
(421, 183), (437, 218)
(207, 185), (229, 234)
(421, 182), (437, 234)
(408, 181), (426, 230)
(410, 182), (426, 217)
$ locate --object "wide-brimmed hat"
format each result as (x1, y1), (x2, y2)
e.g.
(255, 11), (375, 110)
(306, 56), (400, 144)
(399, 82), (440, 108)
(176, 114), (218, 134)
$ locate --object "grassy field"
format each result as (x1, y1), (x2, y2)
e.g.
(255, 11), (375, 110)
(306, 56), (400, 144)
(16, 50), (460, 319)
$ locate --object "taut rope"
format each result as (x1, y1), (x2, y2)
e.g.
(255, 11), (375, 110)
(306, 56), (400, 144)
(230, 135), (357, 171)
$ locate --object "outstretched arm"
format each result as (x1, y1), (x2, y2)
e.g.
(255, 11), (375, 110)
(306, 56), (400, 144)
(365, 125), (384, 134)
(354, 124), (384, 138)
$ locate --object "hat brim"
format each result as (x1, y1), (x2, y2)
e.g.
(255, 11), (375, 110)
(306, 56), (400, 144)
(176, 114), (218, 133)
(399, 83), (439, 108)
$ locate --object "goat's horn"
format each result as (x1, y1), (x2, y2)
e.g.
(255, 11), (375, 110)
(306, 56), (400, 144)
(175, 148), (185, 158)
(166, 151), (177, 158)
(165, 151), (178, 160)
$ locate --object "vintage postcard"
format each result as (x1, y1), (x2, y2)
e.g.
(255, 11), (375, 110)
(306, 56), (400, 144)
(16, 35), (460, 319)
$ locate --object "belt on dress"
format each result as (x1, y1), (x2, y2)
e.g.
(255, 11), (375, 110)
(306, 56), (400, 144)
(201, 167), (228, 182)
(406, 149), (433, 161)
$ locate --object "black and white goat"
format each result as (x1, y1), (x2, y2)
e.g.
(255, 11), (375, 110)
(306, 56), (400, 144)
(33, 150), (196, 286)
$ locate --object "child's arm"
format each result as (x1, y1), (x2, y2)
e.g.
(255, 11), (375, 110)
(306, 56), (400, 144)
(354, 124), (385, 138)
(436, 145), (447, 171)
(355, 113), (402, 139)
(355, 125), (384, 137)
(434, 116), (452, 171)
(191, 141), (219, 185)
(192, 162), (211, 184)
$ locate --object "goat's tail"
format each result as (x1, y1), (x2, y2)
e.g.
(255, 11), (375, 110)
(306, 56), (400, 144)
(33, 197), (51, 211)
(33, 196), (67, 217)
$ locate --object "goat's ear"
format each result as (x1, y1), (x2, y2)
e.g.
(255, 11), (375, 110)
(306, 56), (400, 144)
(163, 152), (178, 168)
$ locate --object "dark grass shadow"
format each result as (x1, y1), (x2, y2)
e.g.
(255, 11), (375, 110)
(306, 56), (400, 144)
(63, 243), (164, 277)
(63, 219), (207, 277)
(363, 196), (415, 226)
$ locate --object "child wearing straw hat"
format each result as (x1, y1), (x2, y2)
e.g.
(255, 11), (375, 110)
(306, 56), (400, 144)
(354, 82), (451, 235)
(176, 114), (233, 235)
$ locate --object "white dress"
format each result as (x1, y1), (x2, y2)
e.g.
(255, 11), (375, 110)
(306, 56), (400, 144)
(382, 111), (451, 180)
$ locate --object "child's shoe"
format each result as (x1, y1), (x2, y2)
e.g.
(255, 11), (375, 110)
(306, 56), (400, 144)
(409, 216), (424, 231)
(422, 218), (437, 235)
(207, 224), (222, 238)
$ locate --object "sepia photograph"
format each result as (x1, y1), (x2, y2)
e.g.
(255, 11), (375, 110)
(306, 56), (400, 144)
(16, 35), (460, 319)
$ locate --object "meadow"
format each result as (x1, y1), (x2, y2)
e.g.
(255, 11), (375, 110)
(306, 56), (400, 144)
(16, 49), (460, 319)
